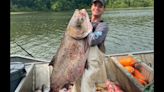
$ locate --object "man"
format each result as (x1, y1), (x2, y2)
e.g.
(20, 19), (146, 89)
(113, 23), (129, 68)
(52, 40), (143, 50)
(87, 0), (109, 53)
(72, 0), (109, 92)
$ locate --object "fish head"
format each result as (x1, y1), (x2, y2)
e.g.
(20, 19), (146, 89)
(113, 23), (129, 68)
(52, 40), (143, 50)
(67, 9), (92, 39)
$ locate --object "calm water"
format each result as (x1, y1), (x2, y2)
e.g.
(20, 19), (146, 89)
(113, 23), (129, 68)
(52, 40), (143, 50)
(10, 8), (154, 60)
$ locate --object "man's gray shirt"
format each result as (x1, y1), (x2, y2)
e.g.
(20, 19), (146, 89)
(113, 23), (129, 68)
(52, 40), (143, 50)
(87, 22), (109, 46)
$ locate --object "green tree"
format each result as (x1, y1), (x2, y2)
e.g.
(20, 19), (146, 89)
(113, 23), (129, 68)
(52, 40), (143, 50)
(10, 0), (154, 12)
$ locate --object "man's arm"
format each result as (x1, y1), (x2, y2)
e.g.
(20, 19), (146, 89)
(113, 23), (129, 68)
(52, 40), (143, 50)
(87, 22), (109, 46)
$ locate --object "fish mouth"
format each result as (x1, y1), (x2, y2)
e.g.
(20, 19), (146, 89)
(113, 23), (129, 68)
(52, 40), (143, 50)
(67, 9), (92, 40)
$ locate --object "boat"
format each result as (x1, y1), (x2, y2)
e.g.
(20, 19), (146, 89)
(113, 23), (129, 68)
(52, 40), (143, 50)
(10, 50), (154, 92)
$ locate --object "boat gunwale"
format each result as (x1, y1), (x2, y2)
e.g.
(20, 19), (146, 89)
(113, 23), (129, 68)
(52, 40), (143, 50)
(10, 54), (50, 63)
(105, 50), (154, 57)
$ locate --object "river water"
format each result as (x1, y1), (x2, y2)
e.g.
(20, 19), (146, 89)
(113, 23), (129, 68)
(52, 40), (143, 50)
(10, 8), (154, 60)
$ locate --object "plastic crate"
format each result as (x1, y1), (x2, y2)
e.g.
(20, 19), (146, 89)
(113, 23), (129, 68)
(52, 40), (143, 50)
(107, 55), (154, 92)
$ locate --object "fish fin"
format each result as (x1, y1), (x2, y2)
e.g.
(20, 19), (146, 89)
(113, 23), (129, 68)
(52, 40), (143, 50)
(49, 55), (56, 66)
(62, 82), (74, 90)
(84, 60), (88, 69)
(62, 83), (70, 90)
(84, 37), (89, 52)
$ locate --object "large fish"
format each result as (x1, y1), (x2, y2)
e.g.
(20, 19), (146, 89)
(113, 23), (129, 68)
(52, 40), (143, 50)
(49, 9), (92, 92)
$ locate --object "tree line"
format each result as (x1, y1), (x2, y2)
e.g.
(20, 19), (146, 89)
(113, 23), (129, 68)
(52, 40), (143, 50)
(10, 0), (154, 11)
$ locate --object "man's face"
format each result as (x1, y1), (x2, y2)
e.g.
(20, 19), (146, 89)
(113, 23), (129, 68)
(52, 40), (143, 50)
(91, 1), (105, 17)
